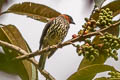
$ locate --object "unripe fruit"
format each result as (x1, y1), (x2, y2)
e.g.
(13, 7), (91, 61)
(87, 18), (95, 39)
(82, 25), (86, 28)
(78, 30), (83, 34)
(96, 22), (100, 25)
(85, 51), (89, 56)
(90, 55), (95, 61)
(103, 39), (107, 42)
(94, 52), (99, 57)
(100, 17), (104, 21)
(101, 9), (105, 13)
(101, 20), (106, 25)
(78, 50), (83, 56)
(108, 11), (113, 15)
(85, 18), (89, 22)
(106, 8), (110, 11)
(97, 8), (113, 28)
(99, 13), (104, 16)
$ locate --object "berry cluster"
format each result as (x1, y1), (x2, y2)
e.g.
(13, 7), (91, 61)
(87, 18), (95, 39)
(76, 39), (99, 61)
(78, 18), (96, 35)
(75, 32), (120, 61)
(100, 32), (120, 60)
(108, 71), (120, 79)
(96, 8), (113, 27)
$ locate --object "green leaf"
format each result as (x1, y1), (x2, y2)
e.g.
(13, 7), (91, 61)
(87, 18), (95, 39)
(94, 0), (106, 8)
(0, 24), (38, 80)
(67, 64), (116, 80)
(106, 21), (119, 36)
(78, 54), (108, 80)
(1, 2), (61, 22)
(95, 77), (109, 80)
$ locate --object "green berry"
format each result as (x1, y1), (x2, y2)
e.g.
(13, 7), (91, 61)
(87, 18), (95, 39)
(108, 19), (112, 23)
(113, 36), (117, 40)
(85, 51), (89, 56)
(90, 55), (95, 61)
(96, 21), (100, 25)
(107, 15), (113, 19)
(87, 26), (91, 30)
(114, 56), (118, 61)
(109, 71), (114, 75)
(85, 18), (89, 22)
(99, 16), (103, 19)
(101, 20), (106, 25)
(110, 16), (113, 19)
(106, 8), (110, 11)
(78, 49), (82, 53)
(82, 25), (86, 28)
(108, 11), (113, 15)
(103, 39), (107, 42)
(90, 47), (94, 52)
(101, 9), (105, 13)
(78, 30), (83, 34)
(109, 39), (113, 42)
(104, 12), (108, 16)
(108, 23), (112, 26)
(114, 40), (118, 44)
(103, 16), (107, 20)
(106, 49), (110, 53)
(99, 13), (104, 16)
(105, 42), (110, 46)
(94, 52), (99, 57)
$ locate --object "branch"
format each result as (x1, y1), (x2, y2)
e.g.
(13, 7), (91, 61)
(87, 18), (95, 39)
(16, 21), (120, 60)
(40, 70), (55, 80)
(0, 40), (55, 80)
(0, 40), (38, 66)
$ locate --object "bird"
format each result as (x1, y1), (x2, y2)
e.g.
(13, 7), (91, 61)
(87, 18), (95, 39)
(39, 14), (75, 70)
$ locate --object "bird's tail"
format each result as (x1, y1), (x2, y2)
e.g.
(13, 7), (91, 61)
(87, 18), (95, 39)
(39, 53), (47, 70)
(39, 49), (56, 70)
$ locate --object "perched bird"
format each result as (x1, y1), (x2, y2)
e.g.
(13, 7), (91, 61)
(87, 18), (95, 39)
(39, 14), (75, 70)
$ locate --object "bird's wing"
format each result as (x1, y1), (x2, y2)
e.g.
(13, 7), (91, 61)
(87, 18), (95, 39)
(39, 20), (54, 50)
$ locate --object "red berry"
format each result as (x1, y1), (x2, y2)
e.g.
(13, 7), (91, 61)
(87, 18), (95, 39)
(72, 34), (78, 38)
(84, 30), (89, 34)
(87, 21), (91, 26)
(85, 43), (89, 46)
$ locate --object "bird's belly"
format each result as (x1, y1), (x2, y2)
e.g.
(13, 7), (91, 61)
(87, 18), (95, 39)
(47, 33), (63, 45)
(46, 29), (66, 45)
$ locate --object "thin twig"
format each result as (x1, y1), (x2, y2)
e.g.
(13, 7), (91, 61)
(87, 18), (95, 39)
(16, 21), (120, 60)
(40, 70), (55, 80)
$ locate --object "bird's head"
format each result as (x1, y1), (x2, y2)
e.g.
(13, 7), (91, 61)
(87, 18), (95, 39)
(61, 14), (75, 24)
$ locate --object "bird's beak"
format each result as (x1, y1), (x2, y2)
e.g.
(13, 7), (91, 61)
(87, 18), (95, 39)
(71, 21), (75, 24)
